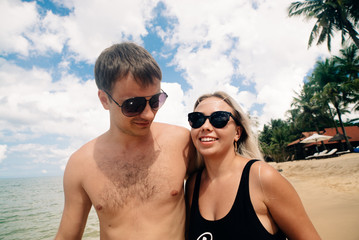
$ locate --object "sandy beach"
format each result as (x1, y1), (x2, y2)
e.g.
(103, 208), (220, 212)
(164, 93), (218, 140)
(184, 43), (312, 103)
(270, 153), (359, 240)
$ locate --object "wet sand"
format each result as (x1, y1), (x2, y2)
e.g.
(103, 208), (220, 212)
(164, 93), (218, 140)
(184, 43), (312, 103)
(270, 153), (359, 240)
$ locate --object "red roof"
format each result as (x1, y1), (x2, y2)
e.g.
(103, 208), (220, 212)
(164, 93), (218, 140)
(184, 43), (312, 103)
(287, 126), (359, 147)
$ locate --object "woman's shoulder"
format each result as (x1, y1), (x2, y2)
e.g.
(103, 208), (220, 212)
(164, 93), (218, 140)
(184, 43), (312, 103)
(250, 160), (287, 187)
(249, 160), (297, 203)
(250, 159), (281, 174)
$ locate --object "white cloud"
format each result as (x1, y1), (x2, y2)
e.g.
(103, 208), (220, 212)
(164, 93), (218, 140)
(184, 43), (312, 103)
(0, 0), (68, 56)
(0, 58), (108, 144)
(0, 145), (7, 163)
(0, 0), (38, 56)
(156, 82), (189, 128)
(0, 0), (161, 62)
(9, 143), (73, 166)
(61, 0), (161, 63)
(28, 11), (68, 54)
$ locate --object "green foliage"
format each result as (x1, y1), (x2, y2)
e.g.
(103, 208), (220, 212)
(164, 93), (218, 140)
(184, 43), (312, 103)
(288, 0), (359, 51)
(259, 119), (301, 162)
(289, 79), (333, 132)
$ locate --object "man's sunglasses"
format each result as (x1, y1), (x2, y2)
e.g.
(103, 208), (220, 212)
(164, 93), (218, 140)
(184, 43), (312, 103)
(105, 90), (168, 117)
(188, 111), (240, 129)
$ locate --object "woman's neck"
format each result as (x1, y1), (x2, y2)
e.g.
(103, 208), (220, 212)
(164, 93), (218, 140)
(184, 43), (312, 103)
(203, 152), (244, 180)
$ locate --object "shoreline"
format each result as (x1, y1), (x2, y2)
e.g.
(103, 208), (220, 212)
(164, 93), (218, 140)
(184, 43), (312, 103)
(270, 153), (359, 240)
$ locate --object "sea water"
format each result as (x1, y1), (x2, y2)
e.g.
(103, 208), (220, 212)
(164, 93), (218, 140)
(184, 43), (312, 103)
(0, 176), (99, 239)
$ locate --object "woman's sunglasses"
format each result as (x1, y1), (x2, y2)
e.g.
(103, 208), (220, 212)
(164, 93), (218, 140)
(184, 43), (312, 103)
(188, 111), (239, 129)
(105, 90), (168, 117)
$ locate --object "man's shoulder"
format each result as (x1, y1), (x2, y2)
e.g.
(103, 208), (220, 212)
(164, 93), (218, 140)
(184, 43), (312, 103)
(68, 137), (98, 163)
(153, 122), (190, 139)
(153, 122), (189, 133)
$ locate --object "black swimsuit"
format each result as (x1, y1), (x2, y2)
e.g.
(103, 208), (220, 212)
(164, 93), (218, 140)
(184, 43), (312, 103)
(188, 160), (286, 240)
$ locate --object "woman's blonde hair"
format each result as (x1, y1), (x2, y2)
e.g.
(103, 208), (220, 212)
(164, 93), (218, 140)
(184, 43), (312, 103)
(191, 91), (263, 169)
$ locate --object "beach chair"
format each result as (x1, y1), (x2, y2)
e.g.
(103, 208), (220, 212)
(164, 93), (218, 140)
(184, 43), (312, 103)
(336, 150), (350, 155)
(305, 152), (319, 160)
(318, 149), (328, 156)
(316, 148), (338, 159)
(305, 150), (327, 160)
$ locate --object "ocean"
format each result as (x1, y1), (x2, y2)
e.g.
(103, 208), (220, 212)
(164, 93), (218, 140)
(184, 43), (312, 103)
(0, 176), (99, 239)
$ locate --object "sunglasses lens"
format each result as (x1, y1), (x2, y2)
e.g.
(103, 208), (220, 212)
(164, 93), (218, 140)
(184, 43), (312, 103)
(210, 112), (230, 128)
(149, 92), (167, 110)
(122, 97), (147, 117)
(121, 91), (168, 117)
(188, 112), (205, 128)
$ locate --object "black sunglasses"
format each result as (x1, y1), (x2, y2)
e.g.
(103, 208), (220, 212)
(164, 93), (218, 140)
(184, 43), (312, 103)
(188, 111), (240, 129)
(105, 90), (168, 117)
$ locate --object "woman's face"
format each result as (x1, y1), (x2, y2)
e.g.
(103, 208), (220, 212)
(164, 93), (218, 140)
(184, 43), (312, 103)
(190, 97), (241, 159)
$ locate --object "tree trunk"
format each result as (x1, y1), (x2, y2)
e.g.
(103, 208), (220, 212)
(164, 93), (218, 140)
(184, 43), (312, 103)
(328, 103), (339, 133)
(328, 103), (345, 150)
(335, 104), (354, 152)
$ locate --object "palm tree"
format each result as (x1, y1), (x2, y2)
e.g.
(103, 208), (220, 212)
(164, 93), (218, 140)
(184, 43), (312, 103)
(288, 0), (359, 51)
(352, 78), (359, 110)
(311, 58), (354, 151)
(259, 119), (296, 162)
(334, 44), (359, 81)
(289, 80), (332, 133)
(345, 0), (359, 24)
(334, 44), (359, 110)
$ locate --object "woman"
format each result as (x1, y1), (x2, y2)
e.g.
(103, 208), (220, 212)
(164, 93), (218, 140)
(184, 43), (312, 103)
(185, 91), (320, 240)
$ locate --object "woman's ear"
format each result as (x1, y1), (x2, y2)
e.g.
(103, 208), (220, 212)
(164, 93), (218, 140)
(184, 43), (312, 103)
(234, 126), (242, 142)
(98, 90), (110, 110)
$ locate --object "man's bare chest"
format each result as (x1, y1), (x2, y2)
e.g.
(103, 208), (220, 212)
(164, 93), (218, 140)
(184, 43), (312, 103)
(85, 151), (184, 212)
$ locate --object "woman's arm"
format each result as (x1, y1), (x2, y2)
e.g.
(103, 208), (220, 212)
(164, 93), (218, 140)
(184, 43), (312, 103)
(257, 162), (321, 240)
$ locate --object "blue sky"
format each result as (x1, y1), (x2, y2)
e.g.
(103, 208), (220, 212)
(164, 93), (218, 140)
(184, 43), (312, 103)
(0, 0), (357, 178)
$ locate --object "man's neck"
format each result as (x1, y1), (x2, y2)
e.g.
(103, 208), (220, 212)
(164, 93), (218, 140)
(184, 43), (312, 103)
(105, 127), (154, 149)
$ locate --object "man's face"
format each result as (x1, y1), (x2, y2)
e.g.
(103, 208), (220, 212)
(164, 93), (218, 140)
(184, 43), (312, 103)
(105, 74), (162, 137)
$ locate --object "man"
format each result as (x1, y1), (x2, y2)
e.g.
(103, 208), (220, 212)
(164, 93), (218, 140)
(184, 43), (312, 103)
(55, 42), (193, 239)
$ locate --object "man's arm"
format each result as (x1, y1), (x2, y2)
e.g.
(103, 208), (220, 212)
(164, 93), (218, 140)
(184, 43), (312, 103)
(184, 172), (197, 238)
(55, 155), (92, 240)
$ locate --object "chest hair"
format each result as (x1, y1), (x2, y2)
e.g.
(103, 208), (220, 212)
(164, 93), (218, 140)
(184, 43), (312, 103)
(96, 148), (163, 209)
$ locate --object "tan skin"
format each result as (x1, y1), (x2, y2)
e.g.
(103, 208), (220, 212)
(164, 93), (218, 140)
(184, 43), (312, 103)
(185, 97), (321, 240)
(55, 74), (193, 240)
